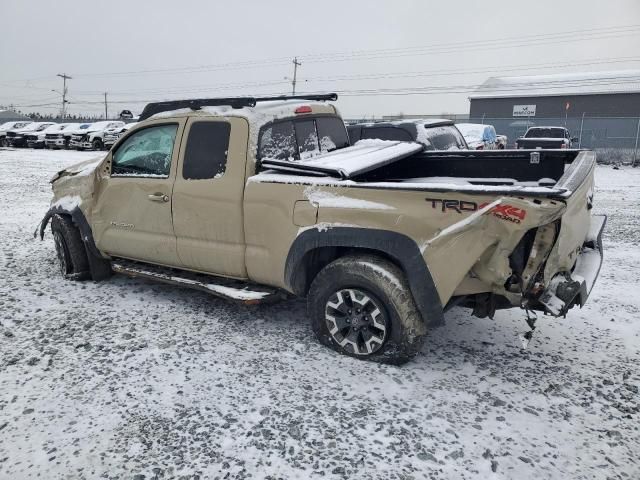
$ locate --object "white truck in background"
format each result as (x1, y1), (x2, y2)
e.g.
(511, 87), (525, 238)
(0, 121), (33, 147)
(45, 123), (92, 149)
(103, 122), (137, 149)
(70, 121), (125, 150)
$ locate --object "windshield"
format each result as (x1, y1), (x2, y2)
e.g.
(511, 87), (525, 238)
(35, 124), (54, 132)
(1, 121), (30, 131)
(455, 124), (484, 142)
(526, 128), (565, 138)
(418, 125), (467, 150)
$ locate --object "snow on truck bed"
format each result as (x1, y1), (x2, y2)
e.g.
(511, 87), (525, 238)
(260, 139), (423, 179)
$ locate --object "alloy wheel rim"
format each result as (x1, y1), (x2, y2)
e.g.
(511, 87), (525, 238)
(325, 288), (388, 355)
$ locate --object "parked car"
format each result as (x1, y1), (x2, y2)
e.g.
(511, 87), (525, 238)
(103, 122), (138, 149)
(496, 134), (508, 149)
(44, 123), (83, 149)
(25, 123), (80, 149)
(456, 123), (498, 150)
(40, 94), (605, 365)
(5, 122), (56, 147)
(347, 119), (468, 150)
(515, 126), (577, 149)
(69, 121), (125, 150)
(0, 121), (33, 147)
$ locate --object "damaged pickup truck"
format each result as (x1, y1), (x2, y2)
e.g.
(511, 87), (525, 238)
(39, 94), (605, 364)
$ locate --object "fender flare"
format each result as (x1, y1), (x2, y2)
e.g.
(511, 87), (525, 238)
(285, 228), (444, 327)
(38, 206), (111, 280)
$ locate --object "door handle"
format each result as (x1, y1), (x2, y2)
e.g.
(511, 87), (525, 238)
(148, 193), (169, 203)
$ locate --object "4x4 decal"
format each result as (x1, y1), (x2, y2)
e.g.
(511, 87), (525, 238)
(425, 198), (527, 223)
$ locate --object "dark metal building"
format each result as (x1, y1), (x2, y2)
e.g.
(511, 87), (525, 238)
(467, 71), (640, 151)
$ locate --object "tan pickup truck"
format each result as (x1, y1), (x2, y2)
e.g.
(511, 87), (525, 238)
(39, 94), (605, 364)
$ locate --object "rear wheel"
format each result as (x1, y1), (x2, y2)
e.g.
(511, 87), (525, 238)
(307, 254), (427, 365)
(51, 215), (90, 280)
(0, 137), (7, 147)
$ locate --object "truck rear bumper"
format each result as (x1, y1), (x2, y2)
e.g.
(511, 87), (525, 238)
(539, 215), (606, 316)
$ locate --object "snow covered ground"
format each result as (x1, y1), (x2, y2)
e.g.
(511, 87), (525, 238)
(0, 148), (638, 480)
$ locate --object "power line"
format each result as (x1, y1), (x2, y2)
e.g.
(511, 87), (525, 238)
(15, 55), (635, 103)
(3, 23), (638, 84)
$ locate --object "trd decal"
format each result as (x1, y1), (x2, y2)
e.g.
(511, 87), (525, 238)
(425, 198), (527, 223)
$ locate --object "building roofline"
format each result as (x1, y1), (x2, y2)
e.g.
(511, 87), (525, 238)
(469, 89), (640, 100)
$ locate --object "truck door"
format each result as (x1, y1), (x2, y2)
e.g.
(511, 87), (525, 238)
(172, 117), (249, 278)
(91, 118), (185, 266)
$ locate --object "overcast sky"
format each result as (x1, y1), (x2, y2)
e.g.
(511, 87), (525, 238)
(1, 0), (639, 119)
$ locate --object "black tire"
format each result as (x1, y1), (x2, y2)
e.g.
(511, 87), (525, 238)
(0, 138), (7, 147)
(92, 138), (103, 150)
(51, 215), (90, 280)
(307, 254), (427, 365)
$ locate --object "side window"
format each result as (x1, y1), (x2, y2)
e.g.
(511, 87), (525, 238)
(112, 124), (178, 177)
(295, 120), (320, 159)
(316, 117), (349, 152)
(183, 121), (230, 180)
(362, 127), (413, 142)
(259, 121), (296, 160)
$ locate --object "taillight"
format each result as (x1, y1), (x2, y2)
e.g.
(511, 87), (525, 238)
(295, 106), (312, 114)
(560, 143), (567, 149)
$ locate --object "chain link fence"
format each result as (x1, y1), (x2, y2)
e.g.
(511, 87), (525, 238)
(470, 115), (640, 165)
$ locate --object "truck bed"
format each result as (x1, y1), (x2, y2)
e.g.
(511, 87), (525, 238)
(259, 143), (590, 199)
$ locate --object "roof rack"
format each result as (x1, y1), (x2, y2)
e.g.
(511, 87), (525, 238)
(138, 93), (338, 121)
(253, 93), (338, 103)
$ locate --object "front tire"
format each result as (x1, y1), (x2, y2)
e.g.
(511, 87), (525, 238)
(51, 215), (90, 280)
(307, 254), (427, 365)
(92, 138), (103, 150)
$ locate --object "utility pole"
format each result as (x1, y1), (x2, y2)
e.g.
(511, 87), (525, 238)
(57, 73), (72, 118)
(104, 92), (108, 120)
(291, 57), (301, 95)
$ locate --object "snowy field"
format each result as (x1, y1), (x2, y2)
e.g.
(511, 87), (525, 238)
(0, 148), (638, 480)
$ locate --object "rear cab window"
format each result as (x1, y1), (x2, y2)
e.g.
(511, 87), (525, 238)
(258, 115), (349, 165)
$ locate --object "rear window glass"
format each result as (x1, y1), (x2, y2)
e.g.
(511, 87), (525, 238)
(526, 128), (565, 138)
(259, 121), (297, 160)
(295, 120), (320, 159)
(316, 117), (349, 152)
(183, 121), (230, 180)
(419, 125), (467, 150)
(258, 115), (349, 162)
(361, 126), (413, 142)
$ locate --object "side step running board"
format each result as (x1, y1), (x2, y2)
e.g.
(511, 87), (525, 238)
(111, 260), (286, 305)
